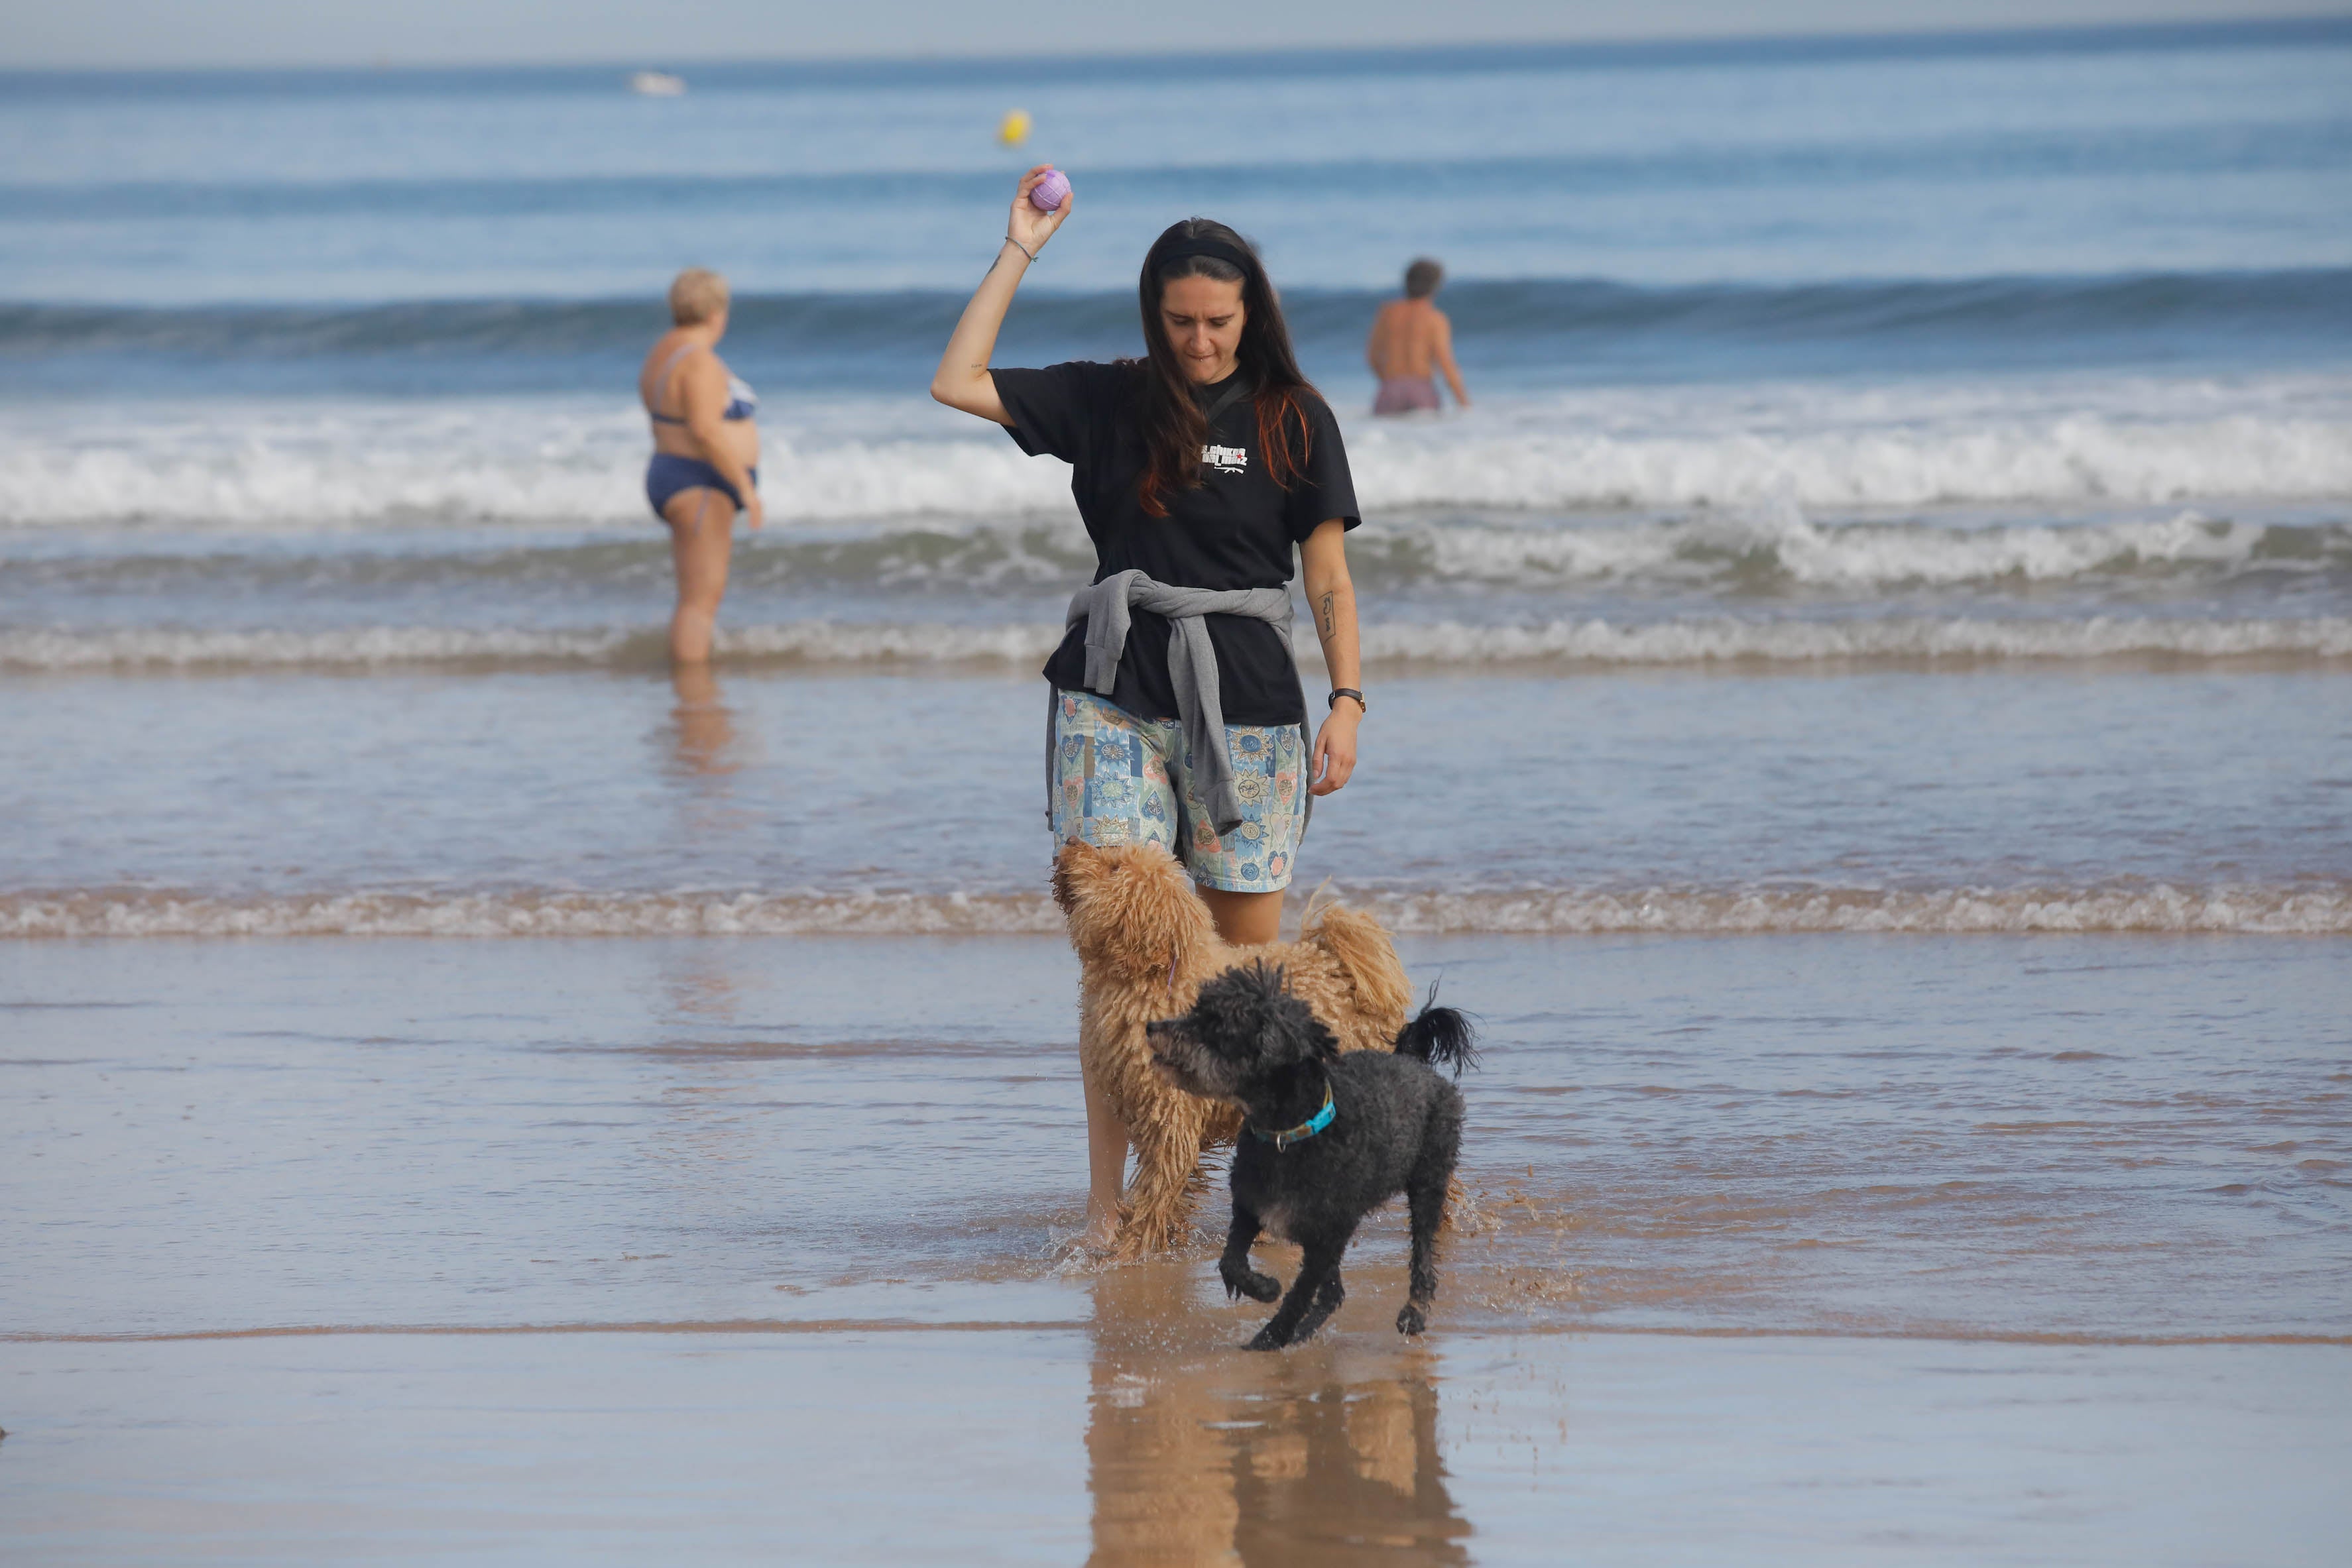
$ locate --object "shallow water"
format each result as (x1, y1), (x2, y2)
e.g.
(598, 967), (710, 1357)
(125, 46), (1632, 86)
(5, 668), (2345, 935)
(6, 934), (2344, 1339)
(5, 934), (2347, 1561)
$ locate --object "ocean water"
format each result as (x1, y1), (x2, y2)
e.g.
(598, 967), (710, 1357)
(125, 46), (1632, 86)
(3, 21), (2350, 1560)
(5, 25), (2352, 933)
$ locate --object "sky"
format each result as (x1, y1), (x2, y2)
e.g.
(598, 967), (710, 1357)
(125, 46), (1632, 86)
(3, 0), (2347, 70)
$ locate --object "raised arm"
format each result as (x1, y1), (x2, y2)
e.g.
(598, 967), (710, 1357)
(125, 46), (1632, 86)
(1300, 518), (1362, 796)
(1433, 311), (1470, 408)
(931, 166), (1073, 426)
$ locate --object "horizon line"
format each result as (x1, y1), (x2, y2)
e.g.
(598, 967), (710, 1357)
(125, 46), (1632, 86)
(2, 13), (2345, 81)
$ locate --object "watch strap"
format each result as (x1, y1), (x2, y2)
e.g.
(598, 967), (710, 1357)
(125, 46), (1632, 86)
(1328, 687), (1366, 712)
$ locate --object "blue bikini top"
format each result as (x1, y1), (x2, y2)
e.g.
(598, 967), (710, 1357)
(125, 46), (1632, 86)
(646, 344), (757, 425)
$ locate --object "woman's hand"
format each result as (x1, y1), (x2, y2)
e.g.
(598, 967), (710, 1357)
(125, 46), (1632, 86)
(933, 168), (1069, 423)
(1311, 702), (1359, 796)
(1009, 164), (1073, 257)
(743, 491), (764, 532)
(1300, 519), (1362, 797)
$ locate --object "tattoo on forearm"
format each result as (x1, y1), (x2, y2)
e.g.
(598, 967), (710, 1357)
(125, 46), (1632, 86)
(1319, 591), (1336, 638)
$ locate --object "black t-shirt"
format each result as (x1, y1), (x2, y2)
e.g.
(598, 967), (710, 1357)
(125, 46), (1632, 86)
(995, 361), (1360, 727)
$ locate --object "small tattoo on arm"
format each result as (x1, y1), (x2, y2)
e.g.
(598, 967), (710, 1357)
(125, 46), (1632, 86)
(1319, 592), (1336, 638)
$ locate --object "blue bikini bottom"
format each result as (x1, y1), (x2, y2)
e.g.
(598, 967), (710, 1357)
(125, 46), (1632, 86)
(646, 453), (756, 519)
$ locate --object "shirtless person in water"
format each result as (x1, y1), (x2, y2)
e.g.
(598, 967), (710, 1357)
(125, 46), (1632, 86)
(1366, 256), (1470, 416)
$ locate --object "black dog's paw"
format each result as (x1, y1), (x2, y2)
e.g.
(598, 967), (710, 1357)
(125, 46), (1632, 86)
(1395, 1304), (1427, 1337)
(1245, 1322), (1291, 1352)
(1222, 1269), (1279, 1307)
(1220, 1260), (1281, 1303)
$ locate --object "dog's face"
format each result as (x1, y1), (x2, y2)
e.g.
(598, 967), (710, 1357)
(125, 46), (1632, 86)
(1146, 962), (1338, 1102)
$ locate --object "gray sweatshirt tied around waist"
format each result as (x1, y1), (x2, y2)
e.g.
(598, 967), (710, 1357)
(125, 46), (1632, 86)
(1059, 569), (1300, 836)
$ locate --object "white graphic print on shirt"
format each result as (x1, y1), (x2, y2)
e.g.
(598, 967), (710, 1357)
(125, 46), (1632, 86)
(1202, 444), (1248, 475)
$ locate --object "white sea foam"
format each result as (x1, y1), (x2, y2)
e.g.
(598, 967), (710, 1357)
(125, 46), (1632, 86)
(1353, 885), (2352, 936)
(7, 616), (2344, 673)
(1385, 506), (2339, 588)
(1357, 615), (2352, 665)
(8, 883), (2344, 938)
(0, 622), (1065, 671)
(3, 374), (2348, 532)
(9, 507), (2339, 596)
(1345, 381), (2352, 512)
(0, 398), (1071, 530)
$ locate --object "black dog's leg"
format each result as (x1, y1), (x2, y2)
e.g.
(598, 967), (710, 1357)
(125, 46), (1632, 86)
(1219, 1208), (1279, 1303)
(1248, 1237), (1347, 1351)
(1289, 1265), (1346, 1343)
(1397, 1172), (1448, 1336)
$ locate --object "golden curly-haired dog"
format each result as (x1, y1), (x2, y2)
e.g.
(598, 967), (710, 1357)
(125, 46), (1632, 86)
(1051, 838), (1415, 1257)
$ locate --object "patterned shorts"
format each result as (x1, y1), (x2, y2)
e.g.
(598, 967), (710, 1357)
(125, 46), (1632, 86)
(1050, 689), (1307, 893)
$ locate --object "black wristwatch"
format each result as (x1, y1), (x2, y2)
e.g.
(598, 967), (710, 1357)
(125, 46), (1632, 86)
(1328, 688), (1366, 713)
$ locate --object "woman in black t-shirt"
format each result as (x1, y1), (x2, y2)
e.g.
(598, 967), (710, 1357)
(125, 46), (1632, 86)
(933, 170), (1368, 1250)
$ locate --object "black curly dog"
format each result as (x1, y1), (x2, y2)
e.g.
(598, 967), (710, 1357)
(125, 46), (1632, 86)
(1146, 962), (1478, 1350)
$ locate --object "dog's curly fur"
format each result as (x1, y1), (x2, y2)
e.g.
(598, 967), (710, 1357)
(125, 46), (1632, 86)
(1052, 839), (1415, 1258)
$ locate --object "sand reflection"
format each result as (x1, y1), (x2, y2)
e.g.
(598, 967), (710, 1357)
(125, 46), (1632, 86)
(1086, 1263), (1470, 1566)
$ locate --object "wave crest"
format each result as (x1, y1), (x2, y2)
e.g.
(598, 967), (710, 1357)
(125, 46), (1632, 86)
(7, 883), (2343, 938)
(5, 376), (2351, 530)
(5, 617), (2343, 673)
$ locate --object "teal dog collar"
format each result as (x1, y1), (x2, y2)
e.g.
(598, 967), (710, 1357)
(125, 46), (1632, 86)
(1252, 1085), (1336, 1152)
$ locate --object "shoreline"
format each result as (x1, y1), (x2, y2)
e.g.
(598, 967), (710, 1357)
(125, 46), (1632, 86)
(11, 1320), (2349, 1347)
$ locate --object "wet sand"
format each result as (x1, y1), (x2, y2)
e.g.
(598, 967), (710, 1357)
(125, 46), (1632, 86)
(4, 933), (2347, 1559)
(4, 1325), (2344, 1563)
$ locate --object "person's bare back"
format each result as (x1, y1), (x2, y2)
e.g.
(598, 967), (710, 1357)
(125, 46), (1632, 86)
(1366, 258), (1468, 415)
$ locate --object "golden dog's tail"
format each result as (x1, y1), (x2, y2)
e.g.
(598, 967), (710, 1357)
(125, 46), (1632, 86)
(1300, 893), (1413, 1030)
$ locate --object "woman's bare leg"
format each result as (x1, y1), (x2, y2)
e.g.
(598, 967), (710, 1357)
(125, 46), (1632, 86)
(1078, 890), (1275, 1250)
(1198, 886), (1283, 946)
(661, 488), (738, 663)
(1082, 1067), (1130, 1251)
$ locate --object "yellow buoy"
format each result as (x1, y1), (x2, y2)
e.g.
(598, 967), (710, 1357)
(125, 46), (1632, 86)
(997, 109), (1032, 147)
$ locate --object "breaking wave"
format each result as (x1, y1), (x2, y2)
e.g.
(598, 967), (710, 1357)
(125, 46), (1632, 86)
(3, 373), (2349, 532)
(8, 882), (2345, 938)
(6, 616), (2345, 673)
(1345, 401), (2352, 515)
(12, 511), (2347, 595)
(1348, 508), (2352, 590)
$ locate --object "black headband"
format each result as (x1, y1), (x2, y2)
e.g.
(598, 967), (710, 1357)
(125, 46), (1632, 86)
(1157, 237), (1254, 274)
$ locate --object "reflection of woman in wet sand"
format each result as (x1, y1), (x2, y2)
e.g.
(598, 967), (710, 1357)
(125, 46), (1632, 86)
(641, 268), (764, 663)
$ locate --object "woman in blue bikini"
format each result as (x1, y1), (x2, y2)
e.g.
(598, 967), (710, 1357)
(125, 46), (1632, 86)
(641, 268), (762, 663)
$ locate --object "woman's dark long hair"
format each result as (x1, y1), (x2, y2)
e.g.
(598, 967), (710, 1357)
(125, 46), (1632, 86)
(1134, 219), (1319, 518)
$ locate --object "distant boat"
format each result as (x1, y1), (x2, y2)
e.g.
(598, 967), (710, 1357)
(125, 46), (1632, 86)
(628, 72), (685, 97)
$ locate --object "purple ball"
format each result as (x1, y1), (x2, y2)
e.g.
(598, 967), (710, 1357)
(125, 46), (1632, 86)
(1029, 169), (1071, 213)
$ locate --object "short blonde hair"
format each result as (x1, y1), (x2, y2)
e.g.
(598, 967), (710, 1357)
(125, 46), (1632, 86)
(668, 268), (730, 326)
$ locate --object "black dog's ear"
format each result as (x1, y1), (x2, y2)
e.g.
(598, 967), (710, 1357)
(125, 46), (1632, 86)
(1250, 984), (1339, 1069)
